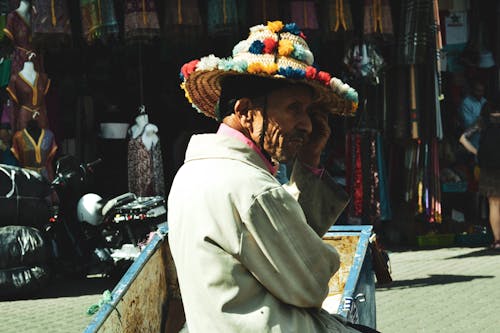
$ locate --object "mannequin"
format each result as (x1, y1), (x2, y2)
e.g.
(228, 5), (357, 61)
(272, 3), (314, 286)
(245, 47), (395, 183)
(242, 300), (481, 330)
(26, 118), (41, 142)
(16, 0), (31, 24)
(19, 53), (37, 86)
(127, 106), (164, 196)
(141, 123), (159, 151)
(129, 106), (149, 139)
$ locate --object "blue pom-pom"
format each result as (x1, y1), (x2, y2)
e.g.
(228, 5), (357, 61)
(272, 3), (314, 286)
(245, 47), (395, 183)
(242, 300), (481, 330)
(278, 66), (306, 79)
(283, 23), (301, 35)
(249, 40), (265, 54)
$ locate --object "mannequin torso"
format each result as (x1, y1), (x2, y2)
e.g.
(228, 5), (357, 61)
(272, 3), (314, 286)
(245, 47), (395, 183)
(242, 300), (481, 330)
(130, 113), (149, 139)
(19, 60), (37, 86)
(15, 0), (31, 24)
(141, 123), (159, 150)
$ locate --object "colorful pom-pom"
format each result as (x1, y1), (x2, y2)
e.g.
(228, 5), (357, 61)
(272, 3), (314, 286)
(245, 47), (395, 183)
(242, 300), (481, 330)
(263, 38), (277, 54)
(305, 66), (317, 80)
(249, 40), (265, 54)
(180, 59), (200, 80)
(267, 20), (284, 33)
(316, 71), (331, 85)
(278, 39), (294, 56)
(283, 23), (301, 35)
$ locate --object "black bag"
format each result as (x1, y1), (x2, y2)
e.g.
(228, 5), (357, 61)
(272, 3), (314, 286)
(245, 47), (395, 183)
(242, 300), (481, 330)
(0, 164), (51, 228)
(478, 124), (500, 169)
(0, 226), (48, 269)
(0, 265), (50, 298)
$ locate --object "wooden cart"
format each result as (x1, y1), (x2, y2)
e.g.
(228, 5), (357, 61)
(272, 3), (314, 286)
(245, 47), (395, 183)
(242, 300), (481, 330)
(84, 225), (376, 332)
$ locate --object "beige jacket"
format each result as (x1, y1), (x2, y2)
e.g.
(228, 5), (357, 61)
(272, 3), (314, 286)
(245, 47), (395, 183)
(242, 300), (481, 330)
(168, 134), (359, 333)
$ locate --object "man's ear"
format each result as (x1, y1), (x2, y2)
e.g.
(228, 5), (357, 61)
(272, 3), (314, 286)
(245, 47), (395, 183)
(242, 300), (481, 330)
(234, 98), (255, 128)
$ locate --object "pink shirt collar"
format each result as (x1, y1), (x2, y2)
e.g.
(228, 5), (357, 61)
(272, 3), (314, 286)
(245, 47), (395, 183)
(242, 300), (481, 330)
(217, 123), (278, 175)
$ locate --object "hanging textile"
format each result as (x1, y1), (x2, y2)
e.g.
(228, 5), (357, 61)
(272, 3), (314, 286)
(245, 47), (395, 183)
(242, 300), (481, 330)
(10, 127), (57, 181)
(397, 0), (434, 65)
(345, 129), (381, 225)
(6, 70), (50, 131)
(3, 10), (44, 74)
(404, 139), (442, 223)
(246, 0), (281, 27)
(343, 42), (385, 85)
(363, 0), (394, 38)
(127, 124), (165, 197)
(289, 1), (319, 30)
(321, 0), (353, 40)
(162, 0), (202, 50)
(123, 0), (160, 44)
(206, 0), (239, 38)
(31, 0), (72, 48)
(376, 132), (392, 220)
(80, 0), (119, 44)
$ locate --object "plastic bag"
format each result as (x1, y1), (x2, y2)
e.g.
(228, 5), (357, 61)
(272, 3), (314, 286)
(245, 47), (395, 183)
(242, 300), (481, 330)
(0, 226), (48, 269)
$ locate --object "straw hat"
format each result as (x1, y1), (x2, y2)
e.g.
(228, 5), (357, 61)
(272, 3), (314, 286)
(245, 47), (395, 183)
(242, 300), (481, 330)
(180, 21), (359, 121)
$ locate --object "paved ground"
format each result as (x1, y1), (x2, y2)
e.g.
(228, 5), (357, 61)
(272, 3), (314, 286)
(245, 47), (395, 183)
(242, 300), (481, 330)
(1, 245), (500, 332)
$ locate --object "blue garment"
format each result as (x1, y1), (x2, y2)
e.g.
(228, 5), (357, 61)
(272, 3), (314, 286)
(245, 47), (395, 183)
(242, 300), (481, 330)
(458, 95), (486, 148)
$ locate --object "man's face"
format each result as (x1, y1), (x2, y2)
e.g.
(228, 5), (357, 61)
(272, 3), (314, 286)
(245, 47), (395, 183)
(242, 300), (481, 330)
(254, 85), (314, 163)
(472, 84), (485, 100)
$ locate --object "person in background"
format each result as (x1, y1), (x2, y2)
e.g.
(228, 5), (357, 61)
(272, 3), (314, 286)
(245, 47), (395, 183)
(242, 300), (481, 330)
(168, 21), (380, 332)
(460, 95), (500, 249)
(457, 80), (486, 149)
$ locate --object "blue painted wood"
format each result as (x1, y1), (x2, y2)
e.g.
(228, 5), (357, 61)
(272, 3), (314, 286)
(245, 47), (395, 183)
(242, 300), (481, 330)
(84, 225), (169, 333)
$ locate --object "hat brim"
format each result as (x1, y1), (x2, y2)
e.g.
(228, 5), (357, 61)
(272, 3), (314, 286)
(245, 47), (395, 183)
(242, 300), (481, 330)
(184, 69), (356, 120)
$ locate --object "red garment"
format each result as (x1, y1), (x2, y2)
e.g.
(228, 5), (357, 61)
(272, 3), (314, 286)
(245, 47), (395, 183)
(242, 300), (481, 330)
(6, 71), (50, 131)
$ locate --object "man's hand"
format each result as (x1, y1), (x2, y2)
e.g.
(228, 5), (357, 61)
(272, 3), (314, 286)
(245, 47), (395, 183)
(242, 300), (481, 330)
(297, 108), (330, 168)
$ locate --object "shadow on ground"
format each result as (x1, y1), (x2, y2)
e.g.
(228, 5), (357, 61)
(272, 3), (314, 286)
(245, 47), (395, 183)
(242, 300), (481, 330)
(446, 248), (500, 259)
(0, 276), (120, 301)
(376, 274), (494, 290)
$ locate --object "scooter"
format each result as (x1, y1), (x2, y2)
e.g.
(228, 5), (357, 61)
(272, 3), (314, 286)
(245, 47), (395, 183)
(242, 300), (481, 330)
(45, 155), (167, 277)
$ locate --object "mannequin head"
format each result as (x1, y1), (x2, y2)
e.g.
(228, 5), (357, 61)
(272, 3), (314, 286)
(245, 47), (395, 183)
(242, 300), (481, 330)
(135, 113), (149, 127)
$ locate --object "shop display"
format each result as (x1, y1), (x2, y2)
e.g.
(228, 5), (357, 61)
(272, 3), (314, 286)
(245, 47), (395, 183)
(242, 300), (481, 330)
(123, 0), (160, 43)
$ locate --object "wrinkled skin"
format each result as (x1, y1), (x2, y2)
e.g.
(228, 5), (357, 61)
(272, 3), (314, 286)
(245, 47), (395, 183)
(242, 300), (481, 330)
(226, 84), (330, 168)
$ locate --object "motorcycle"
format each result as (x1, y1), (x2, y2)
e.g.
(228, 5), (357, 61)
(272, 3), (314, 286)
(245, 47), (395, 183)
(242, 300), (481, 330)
(46, 154), (167, 277)
(0, 154), (166, 292)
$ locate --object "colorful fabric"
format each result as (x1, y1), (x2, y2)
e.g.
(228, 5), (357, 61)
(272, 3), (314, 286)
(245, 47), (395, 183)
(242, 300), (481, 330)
(124, 0), (160, 43)
(80, 0), (119, 44)
(161, 0), (203, 48)
(321, 0), (354, 39)
(206, 0), (239, 37)
(3, 10), (44, 74)
(289, 1), (319, 30)
(127, 134), (165, 197)
(11, 128), (57, 180)
(31, 0), (72, 46)
(6, 71), (50, 131)
(363, 0), (394, 37)
(0, 57), (11, 86)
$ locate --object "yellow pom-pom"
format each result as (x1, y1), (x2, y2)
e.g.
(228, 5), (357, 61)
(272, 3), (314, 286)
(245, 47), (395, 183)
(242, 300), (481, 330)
(267, 20), (284, 33)
(180, 82), (193, 104)
(248, 62), (264, 74)
(264, 63), (278, 75)
(278, 39), (294, 56)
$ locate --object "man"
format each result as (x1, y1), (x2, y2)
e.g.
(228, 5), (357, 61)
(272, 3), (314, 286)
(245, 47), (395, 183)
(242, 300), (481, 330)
(168, 21), (378, 332)
(458, 80), (486, 148)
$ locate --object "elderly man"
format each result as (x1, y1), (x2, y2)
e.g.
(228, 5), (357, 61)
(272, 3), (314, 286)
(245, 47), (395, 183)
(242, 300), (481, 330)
(168, 21), (379, 333)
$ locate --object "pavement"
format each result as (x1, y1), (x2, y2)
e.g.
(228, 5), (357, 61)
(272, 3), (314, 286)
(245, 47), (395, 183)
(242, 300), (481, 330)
(1, 245), (500, 333)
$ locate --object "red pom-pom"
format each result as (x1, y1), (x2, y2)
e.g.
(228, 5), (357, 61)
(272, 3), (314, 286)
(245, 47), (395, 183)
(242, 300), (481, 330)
(316, 71), (331, 85)
(181, 59), (200, 79)
(263, 38), (277, 54)
(305, 66), (317, 79)
(299, 32), (307, 40)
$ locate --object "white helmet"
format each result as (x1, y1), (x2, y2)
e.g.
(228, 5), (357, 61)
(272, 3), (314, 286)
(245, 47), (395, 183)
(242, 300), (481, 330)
(77, 193), (104, 226)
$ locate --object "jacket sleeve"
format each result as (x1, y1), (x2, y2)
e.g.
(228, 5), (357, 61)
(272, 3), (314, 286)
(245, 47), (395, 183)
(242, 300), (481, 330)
(238, 161), (349, 308)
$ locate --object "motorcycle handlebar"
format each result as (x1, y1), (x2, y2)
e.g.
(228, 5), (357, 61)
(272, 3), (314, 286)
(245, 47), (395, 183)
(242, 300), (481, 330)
(85, 158), (103, 171)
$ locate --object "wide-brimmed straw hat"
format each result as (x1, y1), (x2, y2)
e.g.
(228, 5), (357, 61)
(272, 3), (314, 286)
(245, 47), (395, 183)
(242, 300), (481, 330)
(180, 21), (359, 121)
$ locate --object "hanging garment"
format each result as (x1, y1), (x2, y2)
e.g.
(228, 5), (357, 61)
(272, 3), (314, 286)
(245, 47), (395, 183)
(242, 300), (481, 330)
(10, 127), (57, 181)
(31, 0), (72, 48)
(345, 129), (381, 225)
(124, 0), (160, 43)
(127, 125), (165, 197)
(162, 0), (203, 49)
(206, 0), (239, 37)
(343, 42), (385, 85)
(289, 1), (319, 30)
(376, 132), (392, 220)
(3, 10), (44, 74)
(80, 0), (119, 44)
(246, 0), (280, 26)
(397, 0), (434, 65)
(321, 0), (353, 40)
(363, 0), (394, 38)
(6, 71), (50, 131)
(0, 58), (11, 87)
